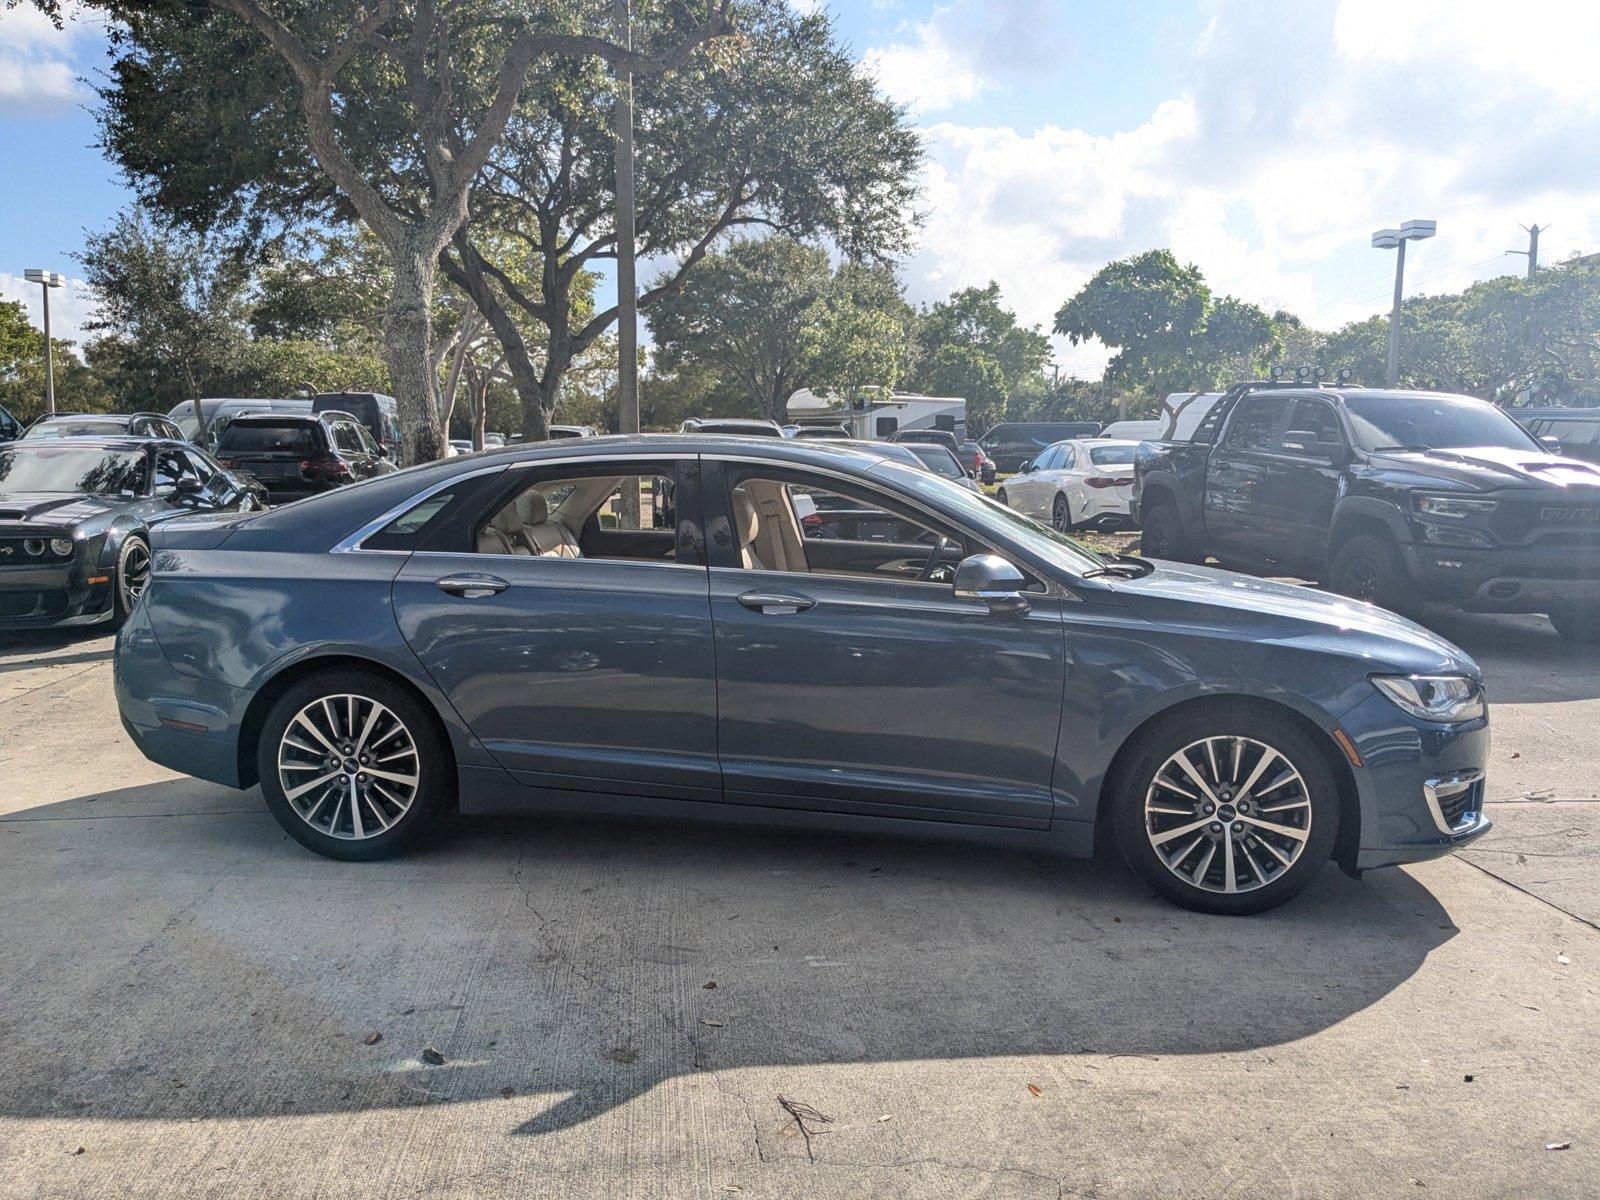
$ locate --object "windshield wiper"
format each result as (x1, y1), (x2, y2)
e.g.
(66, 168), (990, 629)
(1372, 444), (1432, 453)
(1082, 553), (1153, 580)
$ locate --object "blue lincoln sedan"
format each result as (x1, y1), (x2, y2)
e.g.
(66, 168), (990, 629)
(114, 436), (1490, 913)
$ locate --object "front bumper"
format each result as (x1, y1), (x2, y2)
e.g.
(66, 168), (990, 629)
(1400, 538), (1600, 614)
(1338, 689), (1492, 870)
(0, 558), (115, 630)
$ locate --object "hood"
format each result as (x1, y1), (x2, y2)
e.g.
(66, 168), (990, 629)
(1366, 445), (1600, 492)
(1107, 560), (1476, 677)
(0, 493), (123, 527)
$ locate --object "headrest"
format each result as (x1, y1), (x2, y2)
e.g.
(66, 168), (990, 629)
(516, 490), (549, 526)
(491, 504), (524, 536)
(731, 487), (761, 542)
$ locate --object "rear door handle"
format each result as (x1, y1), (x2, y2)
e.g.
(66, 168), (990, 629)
(736, 590), (816, 615)
(436, 573), (509, 598)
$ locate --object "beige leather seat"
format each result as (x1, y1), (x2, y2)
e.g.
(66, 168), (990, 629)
(515, 491), (581, 558)
(731, 487), (765, 569)
(476, 504), (532, 555)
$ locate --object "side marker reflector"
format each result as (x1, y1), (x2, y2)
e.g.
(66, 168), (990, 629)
(1332, 727), (1364, 768)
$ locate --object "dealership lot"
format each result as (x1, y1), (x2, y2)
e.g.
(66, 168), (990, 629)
(2, 613), (1597, 1199)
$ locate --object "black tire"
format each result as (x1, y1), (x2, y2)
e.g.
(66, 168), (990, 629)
(1110, 703), (1340, 915)
(1138, 502), (1199, 562)
(995, 489), (1010, 507)
(112, 535), (151, 627)
(257, 669), (453, 861)
(1549, 611), (1600, 643)
(1052, 493), (1073, 532)
(1329, 533), (1418, 617)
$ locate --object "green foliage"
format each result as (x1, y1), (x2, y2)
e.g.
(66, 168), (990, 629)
(1054, 249), (1278, 401)
(911, 281), (1051, 432)
(799, 262), (918, 409)
(0, 301), (113, 422)
(647, 237), (833, 422)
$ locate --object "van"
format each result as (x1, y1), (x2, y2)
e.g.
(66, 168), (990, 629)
(312, 392), (400, 455)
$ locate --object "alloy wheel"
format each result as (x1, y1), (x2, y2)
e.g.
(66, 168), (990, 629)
(1144, 736), (1312, 894)
(121, 541), (151, 604)
(276, 694), (421, 840)
(1340, 557), (1381, 602)
(1052, 495), (1071, 532)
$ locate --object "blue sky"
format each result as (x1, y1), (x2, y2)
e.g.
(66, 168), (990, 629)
(3, 0), (1598, 376)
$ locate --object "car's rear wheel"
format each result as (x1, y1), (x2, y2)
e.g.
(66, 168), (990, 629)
(1549, 610), (1600, 643)
(258, 670), (452, 861)
(1329, 534), (1417, 617)
(1138, 502), (1198, 562)
(1111, 705), (1339, 915)
(112, 535), (150, 626)
(1052, 493), (1073, 532)
(995, 488), (1010, 507)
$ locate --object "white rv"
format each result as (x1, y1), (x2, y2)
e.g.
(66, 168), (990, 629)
(786, 388), (967, 442)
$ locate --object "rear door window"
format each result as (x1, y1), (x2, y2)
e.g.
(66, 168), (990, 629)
(1225, 396), (1292, 452)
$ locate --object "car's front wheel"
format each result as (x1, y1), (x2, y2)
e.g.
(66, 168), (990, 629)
(112, 535), (151, 626)
(1111, 704), (1340, 914)
(258, 670), (453, 860)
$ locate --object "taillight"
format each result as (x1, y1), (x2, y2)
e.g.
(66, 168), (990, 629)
(218, 458), (237, 468)
(802, 513), (823, 526)
(302, 457), (352, 479)
(1085, 476), (1135, 489)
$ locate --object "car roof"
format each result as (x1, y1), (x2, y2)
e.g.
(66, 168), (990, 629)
(227, 412), (326, 424)
(4, 435), (164, 452)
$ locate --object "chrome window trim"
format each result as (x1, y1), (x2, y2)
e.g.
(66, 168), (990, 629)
(330, 463), (512, 553)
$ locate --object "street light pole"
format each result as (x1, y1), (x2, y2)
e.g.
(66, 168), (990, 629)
(23, 269), (66, 416)
(1370, 220), (1436, 388)
(612, 0), (641, 527)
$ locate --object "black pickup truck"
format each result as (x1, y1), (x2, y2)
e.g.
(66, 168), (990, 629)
(1133, 382), (1600, 640)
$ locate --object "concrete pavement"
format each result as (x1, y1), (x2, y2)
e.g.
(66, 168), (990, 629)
(1, 614), (1597, 1198)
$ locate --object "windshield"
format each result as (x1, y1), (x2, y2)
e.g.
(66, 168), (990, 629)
(1089, 445), (1136, 466)
(26, 420), (127, 440)
(906, 444), (965, 478)
(872, 459), (1105, 575)
(0, 446), (147, 495)
(218, 421), (322, 454)
(1344, 394), (1541, 453)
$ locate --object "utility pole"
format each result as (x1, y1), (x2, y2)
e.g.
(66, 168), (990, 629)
(613, 0), (641, 527)
(1508, 223), (1544, 279)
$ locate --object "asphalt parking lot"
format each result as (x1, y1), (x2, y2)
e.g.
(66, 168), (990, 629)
(2, 610), (1597, 1199)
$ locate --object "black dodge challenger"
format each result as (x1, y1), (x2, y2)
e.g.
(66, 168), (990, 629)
(0, 436), (266, 630)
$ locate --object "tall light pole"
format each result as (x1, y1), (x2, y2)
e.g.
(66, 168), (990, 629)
(1371, 220), (1435, 388)
(612, 0), (641, 527)
(23, 269), (66, 416)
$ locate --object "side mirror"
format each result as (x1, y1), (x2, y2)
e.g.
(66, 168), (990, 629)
(1541, 435), (1563, 455)
(952, 553), (1030, 614)
(377, 445), (391, 458)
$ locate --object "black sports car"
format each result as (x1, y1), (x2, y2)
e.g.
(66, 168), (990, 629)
(0, 436), (266, 630)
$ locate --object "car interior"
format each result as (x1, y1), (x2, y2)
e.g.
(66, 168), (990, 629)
(475, 473), (679, 563)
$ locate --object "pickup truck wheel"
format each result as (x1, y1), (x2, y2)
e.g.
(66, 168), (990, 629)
(1111, 704), (1339, 915)
(1052, 494), (1073, 532)
(1329, 534), (1417, 617)
(1549, 611), (1600, 643)
(1138, 503), (1198, 562)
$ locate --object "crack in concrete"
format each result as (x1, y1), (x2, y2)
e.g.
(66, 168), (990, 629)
(1454, 853), (1600, 933)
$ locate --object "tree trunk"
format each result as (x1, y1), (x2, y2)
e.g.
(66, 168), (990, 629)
(471, 375), (488, 451)
(443, 236), (549, 440)
(384, 248), (444, 465)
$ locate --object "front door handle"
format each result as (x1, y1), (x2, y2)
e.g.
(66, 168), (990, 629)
(436, 573), (509, 598)
(737, 590), (815, 615)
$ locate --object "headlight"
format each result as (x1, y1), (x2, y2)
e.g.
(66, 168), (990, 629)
(49, 537), (73, 556)
(1414, 494), (1497, 520)
(1371, 674), (1485, 723)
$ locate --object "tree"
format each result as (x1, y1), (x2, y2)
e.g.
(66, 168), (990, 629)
(912, 282), (1050, 432)
(647, 237), (831, 423)
(800, 262), (918, 408)
(75, 212), (254, 425)
(58, 0), (736, 462)
(444, 0), (919, 438)
(0, 301), (113, 421)
(1054, 249), (1278, 408)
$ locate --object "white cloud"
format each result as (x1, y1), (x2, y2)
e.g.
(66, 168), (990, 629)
(894, 0), (1600, 377)
(0, 3), (105, 111)
(0, 272), (100, 353)
(861, 8), (985, 115)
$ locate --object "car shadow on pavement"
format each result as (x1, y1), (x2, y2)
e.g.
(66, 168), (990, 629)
(1, 783), (1456, 1137)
